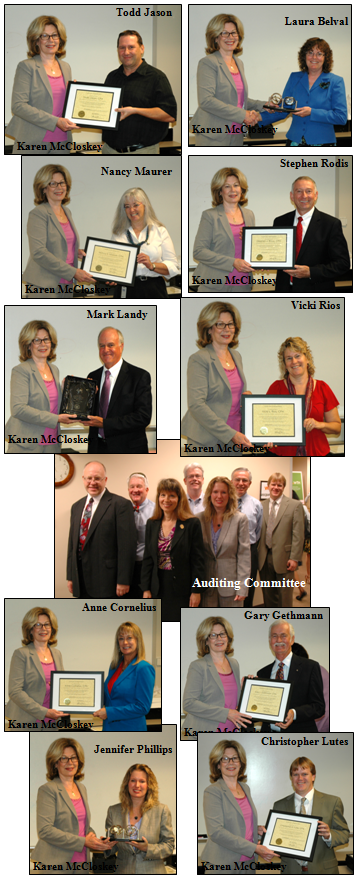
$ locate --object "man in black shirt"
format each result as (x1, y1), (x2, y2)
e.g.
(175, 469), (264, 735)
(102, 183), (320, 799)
(102, 29), (177, 154)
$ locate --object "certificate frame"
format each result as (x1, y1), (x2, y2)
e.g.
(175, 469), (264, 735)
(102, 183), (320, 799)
(238, 676), (292, 723)
(50, 671), (104, 714)
(63, 81), (121, 129)
(242, 226), (296, 269)
(82, 237), (139, 284)
(262, 809), (322, 861)
(241, 395), (305, 446)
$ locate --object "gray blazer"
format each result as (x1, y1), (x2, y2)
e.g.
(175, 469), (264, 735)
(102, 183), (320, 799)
(6, 56), (72, 145)
(273, 790), (350, 875)
(31, 778), (94, 869)
(183, 652), (241, 732)
(181, 344), (247, 447)
(201, 778), (258, 869)
(105, 802), (175, 874)
(191, 52), (265, 145)
(23, 201), (79, 290)
(193, 203), (255, 291)
(5, 358), (62, 453)
(6, 642), (64, 725)
(199, 511), (251, 597)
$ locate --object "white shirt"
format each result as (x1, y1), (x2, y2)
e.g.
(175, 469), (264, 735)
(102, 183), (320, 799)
(81, 487), (107, 529)
(268, 494), (284, 516)
(294, 788), (331, 860)
(270, 651), (296, 729)
(112, 223), (179, 279)
(98, 357), (123, 404)
(293, 206), (315, 242)
(187, 493), (205, 514)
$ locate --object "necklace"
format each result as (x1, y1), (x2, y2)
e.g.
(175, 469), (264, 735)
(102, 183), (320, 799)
(37, 645), (50, 662)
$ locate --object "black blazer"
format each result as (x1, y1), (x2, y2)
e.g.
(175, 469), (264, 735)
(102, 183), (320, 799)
(273, 207), (350, 292)
(140, 517), (205, 600)
(67, 489), (137, 598)
(257, 654), (325, 733)
(87, 359), (152, 453)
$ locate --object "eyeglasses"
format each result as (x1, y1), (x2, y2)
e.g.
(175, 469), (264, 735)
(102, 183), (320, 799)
(32, 337), (51, 345)
(47, 181), (67, 188)
(221, 756), (239, 763)
(33, 623), (51, 630)
(83, 476), (105, 483)
(59, 756), (78, 764)
(214, 322), (235, 331)
(39, 33), (59, 41)
(306, 51), (324, 58)
(208, 632), (227, 640)
(220, 30), (239, 38)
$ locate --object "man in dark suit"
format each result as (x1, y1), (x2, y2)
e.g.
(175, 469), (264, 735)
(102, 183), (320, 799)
(84, 327), (152, 453)
(273, 176), (350, 293)
(258, 472), (305, 608)
(272, 756), (349, 874)
(257, 622), (325, 732)
(67, 460), (136, 598)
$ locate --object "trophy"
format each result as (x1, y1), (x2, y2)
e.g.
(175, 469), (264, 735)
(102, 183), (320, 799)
(59, 375), (96, 421)
(263, 93), (298, 112)
(107, 824), (142, 842)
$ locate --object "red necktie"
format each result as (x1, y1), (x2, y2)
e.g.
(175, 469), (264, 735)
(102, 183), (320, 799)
(79, 497), (94, 552)
(290, 216), (303, 284)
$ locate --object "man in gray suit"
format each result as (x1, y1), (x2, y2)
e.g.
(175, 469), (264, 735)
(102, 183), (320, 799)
(258, 472), (305, 608)
(272, 756), (349, 874)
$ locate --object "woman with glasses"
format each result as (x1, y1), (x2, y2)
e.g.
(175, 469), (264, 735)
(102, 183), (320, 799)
(93, 622), (155, 731)
(31, 738), (115, 869)
(5, 320), (77, 454)
(259, 38), (347, 146)
(191, 14), (266, 146)
(181, 302), (253, 455)
(23, 165), (93, 297)
(192, 167), (256, 292)
(183, 617), (252, 734)
(6, 16), (79, 153)
(6, 607), (68, 729)
(201, 740), (275, 871)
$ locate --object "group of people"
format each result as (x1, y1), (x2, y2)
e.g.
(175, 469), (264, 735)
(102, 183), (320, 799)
(191, 14), (348, 147)
(23, 167), (179, 298)
(191, 169), (350, 293)
(183, 617), (327, 734)
(181, 301), (341, 456)
(7, 17), (177, 155)
(5, 321), (152, 453)
(6, 607), (155, 732)
(31, 738), (174, 873)
(65, 461), (308, 616)
(201, 742), (349, 874)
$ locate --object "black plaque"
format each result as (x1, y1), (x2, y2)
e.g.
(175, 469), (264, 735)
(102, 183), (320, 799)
(60, 376), (96, 421)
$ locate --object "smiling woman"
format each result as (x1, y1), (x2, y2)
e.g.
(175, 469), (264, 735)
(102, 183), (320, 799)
(93, 621), (155, 732)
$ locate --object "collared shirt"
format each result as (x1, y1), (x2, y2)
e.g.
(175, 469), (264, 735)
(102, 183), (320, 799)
(294, 788), (331, 859)
(187, 493), (205, 514)
(270, 651), (295, 730)
(102, 59), (176, 148)
(112, 224), (179, 279)
(237, 493), (263, 543)
(98, 358), (123, 403)
(133, 498), (155, 560)
(268, 494), (284, 516)
(293, 206), (315, 242)
(81, 487), (107, 529)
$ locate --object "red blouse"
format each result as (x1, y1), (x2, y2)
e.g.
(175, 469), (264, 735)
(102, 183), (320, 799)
(267, 379), (339, 456)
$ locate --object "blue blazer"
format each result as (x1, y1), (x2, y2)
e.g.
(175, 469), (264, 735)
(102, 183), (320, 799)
(103, 659), (155, 731)
(260, 70), (347, 144)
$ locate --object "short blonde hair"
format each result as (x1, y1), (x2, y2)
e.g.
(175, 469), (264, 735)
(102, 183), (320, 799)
(21, 607), (58, 646)
(267, 472), (287, 489)
(18, 320), (57, 363)
(151, 478), (193, 522)
(33, 165), (72, 206)
(196, 616), (234, 658)
(211, 167), (249, 208)
(203, 477), (238, 521)
(110, 622), (146, 670)
(119, 764), (159, 814)
(209, 740), (247, 784)
(27, 16), (67, 59)
(205, 14), (244, 56)
(196, 301), (242, 349)
(278, 336), (315, 378)
(46, 738), (85, 781)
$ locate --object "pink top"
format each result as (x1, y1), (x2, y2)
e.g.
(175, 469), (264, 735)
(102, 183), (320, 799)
(223, 365), (244, 432)
(234, 794), (254, 862)
(71, 797), (87, 862)
(36, 658), (56, 724)
(216, 670), (238, 733)
(226, 222), (247, 286)
(43, 74), (67, 142)
(40, 378), (58, 446)
(59, 220), (77, 286)
(230, 70), (244, 135)
(158, 525), (175, 570)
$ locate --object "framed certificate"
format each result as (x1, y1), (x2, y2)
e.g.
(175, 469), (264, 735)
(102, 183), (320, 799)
(262, 810), (321, 861)
(63, 81), (121, 129)
(60, 376), (96, 421)
(82, 237), (138, 284)
(241, 395), (305, 446)
(242, 226), (296, 269)
(50, 671), (104, 714)
(238, 677), (291, 723)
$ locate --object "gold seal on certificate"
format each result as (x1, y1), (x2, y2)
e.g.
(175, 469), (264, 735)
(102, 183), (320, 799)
(82, 237), (139, 285)
(263, 810), (321, 861)
(241, 395), (305, 446)
(59, 677), (95, 708)
(271, 818), (310, 850)
(50, 670), (104, 715)
(62, 81), (122, 130)
(242, 226), (296, 269)
(238, 676), (291, 723)
(253, 404), (295, 438)
(72, 88), (114, 123)
(90, 245), (130, 278)
(251, 233), (287, 264)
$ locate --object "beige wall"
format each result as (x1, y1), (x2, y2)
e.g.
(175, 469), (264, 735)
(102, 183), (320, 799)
(55, 440), (305, 596)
